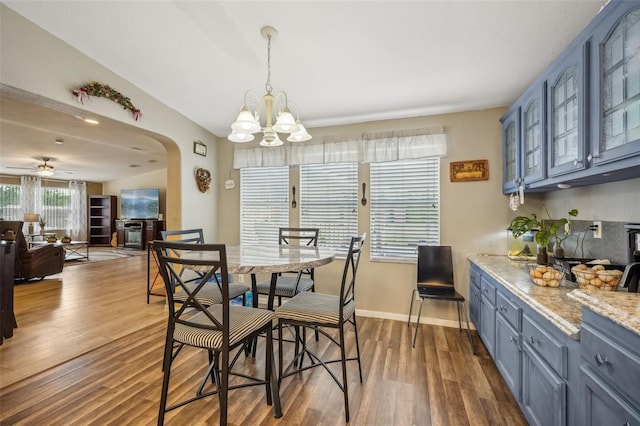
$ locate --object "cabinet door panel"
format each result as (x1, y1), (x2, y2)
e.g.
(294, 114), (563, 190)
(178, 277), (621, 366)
(521, 83), (547, 184)
(547, 47), (587, 178)
(495, 314), (520, 400)
(590, 3), (640, 165)
(581, 366), (640, 426)
(501, 108), (521, 193)
(479, 298), (496, 358)
(522, 343), (567, 426)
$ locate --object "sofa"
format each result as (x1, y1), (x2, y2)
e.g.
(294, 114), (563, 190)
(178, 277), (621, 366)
(0, 220), (64, 281)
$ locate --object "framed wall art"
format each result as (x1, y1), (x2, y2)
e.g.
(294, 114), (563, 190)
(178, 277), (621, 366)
(193, 141), (207, 157)
(449, 159), (489, 182)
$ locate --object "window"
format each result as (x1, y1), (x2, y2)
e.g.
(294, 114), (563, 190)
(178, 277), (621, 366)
(299, 163), (358, 256)
(0, 183), (71, 228)
(370, 158), (440, 261)
(0, 184), (21, 220)
(42, 187), (71, 229)
(240, 166), (289, 245)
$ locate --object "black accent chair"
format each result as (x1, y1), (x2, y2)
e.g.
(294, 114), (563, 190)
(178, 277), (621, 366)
(275, 234), (366, 423)
(407, 244), (474, 353)
(154, 241), (282, 425)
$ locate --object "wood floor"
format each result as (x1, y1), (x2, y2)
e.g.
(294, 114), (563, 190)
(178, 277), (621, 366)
(0, 254), (527, 425)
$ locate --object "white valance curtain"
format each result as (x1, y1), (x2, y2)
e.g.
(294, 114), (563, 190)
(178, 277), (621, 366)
(233, 127), (447, 168)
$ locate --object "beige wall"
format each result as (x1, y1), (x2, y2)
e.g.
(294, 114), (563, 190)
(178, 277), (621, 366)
(218, 109), (640, 325)
(0, 6), (219, 240)
(218, 108), (511, 325)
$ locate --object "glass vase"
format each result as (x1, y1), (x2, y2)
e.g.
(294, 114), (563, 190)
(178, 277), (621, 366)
(536, 244), (548, 265)
(553, 241), (565, 259)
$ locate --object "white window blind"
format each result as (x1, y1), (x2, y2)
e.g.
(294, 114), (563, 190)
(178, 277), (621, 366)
(370, 158), (440, 261)
(240, 167), (289, 245)
(300, 163), (358, 257)
(0, 184), (21, 220)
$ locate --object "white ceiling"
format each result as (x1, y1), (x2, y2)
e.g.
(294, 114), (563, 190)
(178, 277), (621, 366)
(0, 0), (607, 182)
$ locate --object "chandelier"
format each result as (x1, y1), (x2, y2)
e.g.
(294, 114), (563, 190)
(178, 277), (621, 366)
(228, 26), (311, 146)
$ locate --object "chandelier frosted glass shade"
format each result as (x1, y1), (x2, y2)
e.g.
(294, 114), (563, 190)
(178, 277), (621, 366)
(228, 26), (311, 146)
(37, 162), (54, 177)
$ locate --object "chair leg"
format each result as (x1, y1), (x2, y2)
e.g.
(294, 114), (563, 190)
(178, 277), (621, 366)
(264, 327), (273, 405)
(312, 285), (319, 341)
(352, 314), (363, 383)
(219, 348), (229, 426)
(158, 334), (174, 425)
(278, 320), (284, 381)
(266, 326), (283, 417)
(339, 325), (351, 423)
(460, 301), (475, 355)
(456, 301), (463, 331)
(407, 288), (417, 326)
(412, 297), (424, 348)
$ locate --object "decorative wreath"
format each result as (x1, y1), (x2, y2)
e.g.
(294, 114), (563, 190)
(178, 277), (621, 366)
(72, 82), (141, 121)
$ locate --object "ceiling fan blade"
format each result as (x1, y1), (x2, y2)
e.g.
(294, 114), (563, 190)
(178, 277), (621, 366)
(6, 166), (34, 170)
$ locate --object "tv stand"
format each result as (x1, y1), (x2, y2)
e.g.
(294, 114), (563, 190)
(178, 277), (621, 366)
(115, 219), (165, 249)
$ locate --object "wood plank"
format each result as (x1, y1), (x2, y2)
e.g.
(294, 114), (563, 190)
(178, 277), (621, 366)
(0, 254), (527, 425)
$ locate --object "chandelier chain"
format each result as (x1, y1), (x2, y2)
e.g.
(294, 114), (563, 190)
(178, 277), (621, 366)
(265, 35), (273, 95)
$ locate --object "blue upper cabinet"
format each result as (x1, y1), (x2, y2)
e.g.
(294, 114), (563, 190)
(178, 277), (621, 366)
(502, 0), (640, 192)
(589, 2), (640, 166)
(547, 45), (588, 178)
(521, 83), (547, 184)
(501, 106), (521, 194)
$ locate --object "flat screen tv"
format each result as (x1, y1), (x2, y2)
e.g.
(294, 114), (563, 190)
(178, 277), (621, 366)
(120, 188), (159, 220)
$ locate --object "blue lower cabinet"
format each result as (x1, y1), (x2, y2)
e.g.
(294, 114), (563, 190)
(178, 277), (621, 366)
(521, 342), (567, 426)
(581, 365), (640, 426)
(495, 314), (521, 400)
(479, 296), (496, 357)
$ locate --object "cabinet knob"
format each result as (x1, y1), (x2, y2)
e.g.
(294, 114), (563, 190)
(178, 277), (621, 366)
(587, 153), (599, 163)
(573, 158), (584, 166)
(530, 336), (538, 345)
(509, 336), (517, 343)
(594, 352), (609, 366)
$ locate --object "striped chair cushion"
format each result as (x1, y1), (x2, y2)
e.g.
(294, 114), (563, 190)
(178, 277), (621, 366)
(275, 292), (355, 326)
(174, 305), (275, 349)
(174, 283), (249, 306)
(256, 276), (314, 298)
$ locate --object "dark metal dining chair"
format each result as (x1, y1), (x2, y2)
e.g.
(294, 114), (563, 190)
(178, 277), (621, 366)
(275, 234), (366, 423)
(154, 241), (281, 425)
(255, 227), (320, 306)
(160, 228), (249, 305)
(407, 245), (474, 353)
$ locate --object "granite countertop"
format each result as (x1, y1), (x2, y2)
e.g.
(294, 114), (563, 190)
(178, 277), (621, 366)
(467, 255), (640, 340)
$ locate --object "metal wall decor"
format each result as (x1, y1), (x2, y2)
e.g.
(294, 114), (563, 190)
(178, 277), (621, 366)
(195, 167), (211, 193)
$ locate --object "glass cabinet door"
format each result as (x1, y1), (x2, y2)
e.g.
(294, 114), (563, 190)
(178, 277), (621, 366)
(501, 108), (520, 193)
(547, 47), (586, 177)
(595, 7), (640, 164)
(551, 67), (580, 170)
(521, 83), (546, 184)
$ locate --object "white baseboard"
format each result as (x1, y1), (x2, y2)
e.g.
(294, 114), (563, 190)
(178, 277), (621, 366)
(355, 308), (476, 331)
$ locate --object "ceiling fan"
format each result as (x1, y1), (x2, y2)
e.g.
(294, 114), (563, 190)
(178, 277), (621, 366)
(6, 157), (76, 177)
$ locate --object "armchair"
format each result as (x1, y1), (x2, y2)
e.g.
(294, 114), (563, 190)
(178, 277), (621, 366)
(0, 221), (64, 281)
